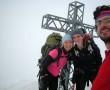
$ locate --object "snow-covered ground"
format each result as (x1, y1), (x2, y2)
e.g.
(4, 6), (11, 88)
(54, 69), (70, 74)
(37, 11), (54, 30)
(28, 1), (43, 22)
(1, 80), (38, 90)
(1, 80), (91, 90)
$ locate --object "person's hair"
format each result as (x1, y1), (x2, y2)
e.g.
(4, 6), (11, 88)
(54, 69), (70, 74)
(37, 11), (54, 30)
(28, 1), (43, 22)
(93, 5), (110, 20)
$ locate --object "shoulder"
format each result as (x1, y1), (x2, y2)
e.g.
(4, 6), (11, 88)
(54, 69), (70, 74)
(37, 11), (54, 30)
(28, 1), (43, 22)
(48, 48), (59, 59)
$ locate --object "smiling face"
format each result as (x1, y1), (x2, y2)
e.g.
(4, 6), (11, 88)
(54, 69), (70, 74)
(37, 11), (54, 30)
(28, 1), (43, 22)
(72, 34), (83, 48)
(96, 16), (110, 43)
(63, 40), (73, 51)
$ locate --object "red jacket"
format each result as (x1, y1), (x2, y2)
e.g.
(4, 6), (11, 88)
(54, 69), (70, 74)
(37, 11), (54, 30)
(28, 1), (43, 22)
(91, 50), (110, 90)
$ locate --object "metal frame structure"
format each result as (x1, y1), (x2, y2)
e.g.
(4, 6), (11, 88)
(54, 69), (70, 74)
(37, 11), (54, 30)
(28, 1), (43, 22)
(41, 1), (96, 36)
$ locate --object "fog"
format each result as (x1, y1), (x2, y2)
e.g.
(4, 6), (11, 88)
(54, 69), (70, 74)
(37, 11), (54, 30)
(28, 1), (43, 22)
(0, 0), (109, 89)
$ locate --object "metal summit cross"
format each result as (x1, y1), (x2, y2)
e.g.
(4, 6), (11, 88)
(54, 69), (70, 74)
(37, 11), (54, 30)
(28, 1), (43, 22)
(41, 1), (95, 36)
(41, 1), (95, 90)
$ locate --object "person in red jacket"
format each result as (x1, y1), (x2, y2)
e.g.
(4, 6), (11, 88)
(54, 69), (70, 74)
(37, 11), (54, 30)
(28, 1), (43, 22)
(92, 5), (110, 90)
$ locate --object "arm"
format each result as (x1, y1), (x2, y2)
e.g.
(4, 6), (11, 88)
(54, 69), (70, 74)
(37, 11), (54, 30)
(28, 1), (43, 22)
(92, 42), (102, 70)
(42, 48), (59, 69)
(42, 55), (54, 70)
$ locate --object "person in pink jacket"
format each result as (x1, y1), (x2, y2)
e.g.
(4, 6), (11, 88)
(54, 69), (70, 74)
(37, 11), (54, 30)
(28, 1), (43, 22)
(39, 34), (73, 90)
(91, 5), (110, 90)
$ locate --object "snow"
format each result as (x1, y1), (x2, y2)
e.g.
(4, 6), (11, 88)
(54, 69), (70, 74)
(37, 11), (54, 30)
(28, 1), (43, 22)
(2, 80), (38, 90)
(1, 80), (92, 90)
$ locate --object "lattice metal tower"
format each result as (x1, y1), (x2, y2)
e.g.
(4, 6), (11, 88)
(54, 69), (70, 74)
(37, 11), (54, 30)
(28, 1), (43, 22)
(41, 1), (96, 36)
(41, 1), (96, 90)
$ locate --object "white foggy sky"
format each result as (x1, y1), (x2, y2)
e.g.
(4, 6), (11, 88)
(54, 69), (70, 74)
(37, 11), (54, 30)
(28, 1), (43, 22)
(0, 0), (110, 89)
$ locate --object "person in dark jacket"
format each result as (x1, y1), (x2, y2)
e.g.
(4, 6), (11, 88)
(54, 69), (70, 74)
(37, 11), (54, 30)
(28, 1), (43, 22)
(70, 28), (102, 90)
(39, 34), (73, 90)
(92, 5), (110, 90)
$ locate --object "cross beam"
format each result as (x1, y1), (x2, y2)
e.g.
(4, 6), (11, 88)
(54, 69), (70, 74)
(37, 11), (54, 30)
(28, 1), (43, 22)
(42, 14), (94, 33)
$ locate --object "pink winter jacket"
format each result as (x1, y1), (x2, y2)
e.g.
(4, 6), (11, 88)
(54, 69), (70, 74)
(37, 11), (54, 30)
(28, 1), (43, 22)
(47, 48), (68, 77)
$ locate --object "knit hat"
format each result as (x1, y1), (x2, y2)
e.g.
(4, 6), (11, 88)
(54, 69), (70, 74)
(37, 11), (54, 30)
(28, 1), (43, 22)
(71, 28), (85, 37)
(62, 34), (72, 44)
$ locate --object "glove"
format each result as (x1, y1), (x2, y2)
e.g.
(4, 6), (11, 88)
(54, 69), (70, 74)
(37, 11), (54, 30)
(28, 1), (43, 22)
(83, 34), (92, 47)
(83, 34), (92, 43)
